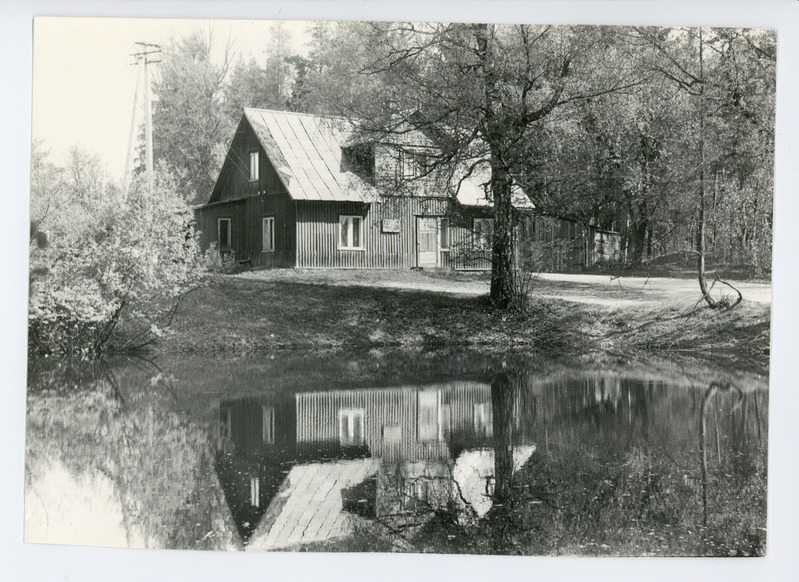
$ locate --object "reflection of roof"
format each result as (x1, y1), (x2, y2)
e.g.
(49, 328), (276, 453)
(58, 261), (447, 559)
(455, 167), (535, 209)
(246, 459), (379, 551)
(452, 445), (536, 516)
(243, 108), (379, 204)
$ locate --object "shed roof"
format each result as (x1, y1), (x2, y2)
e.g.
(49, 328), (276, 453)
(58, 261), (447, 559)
(243, 108), (379, 203)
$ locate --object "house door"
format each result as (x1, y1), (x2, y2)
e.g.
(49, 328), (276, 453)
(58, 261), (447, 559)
(416, 217), (439, 268)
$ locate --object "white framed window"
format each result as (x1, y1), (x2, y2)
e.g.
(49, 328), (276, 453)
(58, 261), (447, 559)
(338, 409), (365, 446)
(400, 150), (416, 179)
(418, 390), (442, 441)
(262, 216), (275, 252)
(398, 150), (429, 180)
(473, 218), (493, 251)
(439, 218), (450, 250)
(218, 218), (232, 251)
(249, 151), (259, 181)
(249, 475), (260, 507)
(474, 402), (493, 437)
(339, 215), (364, 250)
(262, 406), (275, 444)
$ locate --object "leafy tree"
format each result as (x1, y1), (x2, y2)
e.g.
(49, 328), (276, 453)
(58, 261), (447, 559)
(28, 165), (203, 356)
(632, 27), (775, 303)
(150, 30), (234, 205)
(224, 22), (304, 115)
(314, 23), (638, 308)
(263, 21), (295, 108)
(224, 57), (272, 118)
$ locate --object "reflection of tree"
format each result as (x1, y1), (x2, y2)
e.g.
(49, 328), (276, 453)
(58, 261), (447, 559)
(491, 372), (517, 503)
(698, 381), (744, 529)
(26, 359), (238, 550)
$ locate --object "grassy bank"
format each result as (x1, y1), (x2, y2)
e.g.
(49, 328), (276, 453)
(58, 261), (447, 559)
(162, 271), (770, 374)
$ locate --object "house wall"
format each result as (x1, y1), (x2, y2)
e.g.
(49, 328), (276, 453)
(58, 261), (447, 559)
(197, 116), (297, 267)
(294, 383), (492, 463)
(196, 193), (296, 267)
(295, 196), (451, 268)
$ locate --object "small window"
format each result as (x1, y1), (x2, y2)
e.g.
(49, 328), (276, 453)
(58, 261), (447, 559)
(249, 151), (259, 181)
(439, 218), (450, 250)
(398, 150), (428, 180)
(474, 402), (492, 436)
(473, 218), (493, 250)
(262, 217), (275, 252)
(218, 218), (232, 251)
(339, 215), (364, 250)
(418, 390), (441, 441)
(250, 475), (260, 507)
(339, 409), (365, 446)
(400, 150), (416, 179)
(262, 406), (275, 444)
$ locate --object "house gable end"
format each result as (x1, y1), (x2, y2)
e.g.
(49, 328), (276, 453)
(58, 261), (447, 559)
(207, 115), (290, 205)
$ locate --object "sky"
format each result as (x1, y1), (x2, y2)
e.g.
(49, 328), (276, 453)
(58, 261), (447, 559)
(33, 17), (312, 182)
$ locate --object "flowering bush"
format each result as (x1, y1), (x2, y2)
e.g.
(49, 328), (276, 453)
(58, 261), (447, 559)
(29, 168), (204, 355)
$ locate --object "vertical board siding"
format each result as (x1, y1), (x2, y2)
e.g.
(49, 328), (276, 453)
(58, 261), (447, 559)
(295, 196), (450, 269)
(294, 383), (491, 461)
(211, 117), (290, 203)
(195, 199), (248, 257)
(196, 191), (295, 266)
(198, 192), (624, 272)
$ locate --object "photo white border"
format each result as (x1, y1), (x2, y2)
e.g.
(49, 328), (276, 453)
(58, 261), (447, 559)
(2, 1), (797, 581)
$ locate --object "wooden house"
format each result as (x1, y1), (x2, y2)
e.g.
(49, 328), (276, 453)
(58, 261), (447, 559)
(195, 108), (621, 272)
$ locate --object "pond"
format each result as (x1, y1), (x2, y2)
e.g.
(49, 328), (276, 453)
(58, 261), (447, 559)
(24, 349), (768, 556)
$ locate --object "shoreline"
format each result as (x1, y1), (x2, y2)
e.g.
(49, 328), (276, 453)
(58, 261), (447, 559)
(153, 272), (771, 376)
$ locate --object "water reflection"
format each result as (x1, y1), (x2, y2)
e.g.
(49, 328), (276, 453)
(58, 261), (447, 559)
(25, 352), (768, 555)
(213, 381), (537, 549)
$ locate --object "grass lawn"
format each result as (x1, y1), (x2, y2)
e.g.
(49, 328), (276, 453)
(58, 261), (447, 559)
(162, 269), (770, 374)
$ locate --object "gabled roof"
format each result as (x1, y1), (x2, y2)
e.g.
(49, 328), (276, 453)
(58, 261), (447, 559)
(243, 108), (379, 203)
(225, 108), (534, 209)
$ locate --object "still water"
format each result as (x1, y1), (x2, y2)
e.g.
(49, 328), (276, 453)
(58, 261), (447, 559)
(24, 350), (768, 556)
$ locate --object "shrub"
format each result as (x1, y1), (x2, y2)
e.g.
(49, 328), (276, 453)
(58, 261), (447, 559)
(28, 169), (204, 356)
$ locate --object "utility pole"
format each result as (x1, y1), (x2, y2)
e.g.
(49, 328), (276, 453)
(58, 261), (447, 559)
(129, 42), (161, 175)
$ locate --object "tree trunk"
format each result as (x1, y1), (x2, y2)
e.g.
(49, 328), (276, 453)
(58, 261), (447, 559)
(490, 164), (517, 308)
(628, 219), (649, 265)
(474, 23), (518, 309)
(697, 28), (717, 308)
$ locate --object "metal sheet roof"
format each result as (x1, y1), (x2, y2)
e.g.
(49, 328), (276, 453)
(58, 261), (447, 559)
(242, 108), (533, 208)
(244, 108), (379, 203)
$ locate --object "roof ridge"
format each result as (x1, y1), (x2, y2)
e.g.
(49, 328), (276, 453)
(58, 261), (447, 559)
(243, 107), (348, 122)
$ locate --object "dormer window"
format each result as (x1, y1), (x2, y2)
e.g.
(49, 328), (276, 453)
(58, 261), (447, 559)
(249, 151), (259, 182)
(342, 143), (375, 182)
(397, 150), (429, 180)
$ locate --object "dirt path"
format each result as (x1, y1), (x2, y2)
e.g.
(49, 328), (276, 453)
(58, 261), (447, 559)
(537, 273), (772, 307)
(236, 269), (772, 308)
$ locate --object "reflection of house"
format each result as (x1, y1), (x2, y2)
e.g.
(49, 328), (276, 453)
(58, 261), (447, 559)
(195, 108), (621, 273)
(212, 381), (535, 550)
(294, 383), (494, 461)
